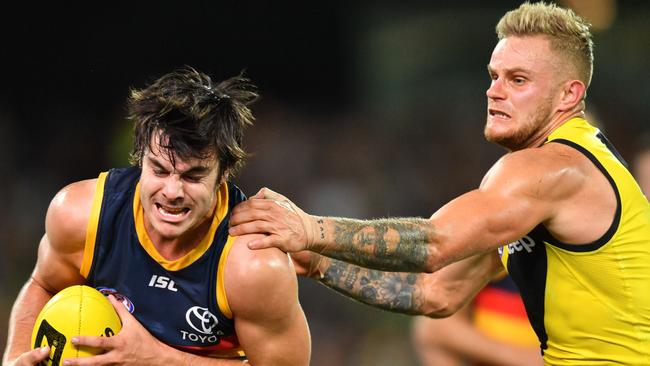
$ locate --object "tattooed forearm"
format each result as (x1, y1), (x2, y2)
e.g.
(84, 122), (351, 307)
(323, 217), (434, 272)
(319, 257), (427, 315)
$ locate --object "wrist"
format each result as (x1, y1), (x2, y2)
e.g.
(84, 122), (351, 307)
(309, 254), (328, 280)
(303, 215), (322, 251)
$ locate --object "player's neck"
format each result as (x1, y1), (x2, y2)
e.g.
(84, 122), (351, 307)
(150, 219), (213, 260)
(543, 109), (586, 141)
(519, 110), (586, 151)
(146, 203), (217, 261)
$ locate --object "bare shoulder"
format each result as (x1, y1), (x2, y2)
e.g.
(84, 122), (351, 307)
(45, 178), (99, 253)
(31, 178), (98, 292)
(482, 144), (589, 201)
(224, 234), (298, 318)
(226, 234), (295, 287)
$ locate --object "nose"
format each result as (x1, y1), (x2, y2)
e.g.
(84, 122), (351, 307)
(486, 78), (505, 100)
(162, 174), (184, 200)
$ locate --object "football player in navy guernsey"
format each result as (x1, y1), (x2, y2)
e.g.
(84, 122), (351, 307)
(3, 67), (311, 366)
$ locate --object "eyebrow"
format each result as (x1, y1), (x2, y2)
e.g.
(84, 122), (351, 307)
(487, 64), (532, 75)
(147, 157), (168, 170)
(182, 166), (212, 176)
(146, 156), (212, 175)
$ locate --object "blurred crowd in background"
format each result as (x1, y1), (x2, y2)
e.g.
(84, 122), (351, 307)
(1, 1), (648, 365)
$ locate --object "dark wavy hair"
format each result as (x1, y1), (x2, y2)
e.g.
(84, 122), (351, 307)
(128, 66), (258, 181)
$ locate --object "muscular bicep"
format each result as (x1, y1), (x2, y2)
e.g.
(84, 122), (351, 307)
(225, 238), (310, 366)
(33, 180), (96, 292)
(32, 234), (85, 293)
(419, 251), (503, 317)
(429, 159), (555, 268)
(233, 298), (310, 366)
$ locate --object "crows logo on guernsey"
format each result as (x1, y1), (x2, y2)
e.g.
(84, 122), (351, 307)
(96, 286), (135, 313)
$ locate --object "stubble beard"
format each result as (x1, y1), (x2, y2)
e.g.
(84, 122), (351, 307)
(484, 96), (554, 151)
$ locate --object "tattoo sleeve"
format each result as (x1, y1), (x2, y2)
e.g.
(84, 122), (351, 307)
(318, 257), (427, 315)
(321, 217), (434, 272)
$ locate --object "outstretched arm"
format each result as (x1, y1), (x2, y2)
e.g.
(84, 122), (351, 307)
(229, 189), (437, 272)
(229, 187), (530, 274)
(293, 249), (502, 317)
(229, 151), (565, 273)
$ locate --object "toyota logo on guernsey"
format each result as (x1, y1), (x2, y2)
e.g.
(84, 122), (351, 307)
(185, 306), (218, 334)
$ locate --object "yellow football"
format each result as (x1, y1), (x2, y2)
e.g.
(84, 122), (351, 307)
(31, 285), (122, 366)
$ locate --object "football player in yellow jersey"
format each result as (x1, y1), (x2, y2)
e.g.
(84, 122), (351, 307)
(229, 2), (650, 365)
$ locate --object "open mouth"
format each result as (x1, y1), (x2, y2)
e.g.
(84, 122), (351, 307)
(155, 203), (190, 219)
(488, 108), (511, 119)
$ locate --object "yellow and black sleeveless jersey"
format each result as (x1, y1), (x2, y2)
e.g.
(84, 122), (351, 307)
(500, 118), (650, 365)
(80, 167), (247, 358)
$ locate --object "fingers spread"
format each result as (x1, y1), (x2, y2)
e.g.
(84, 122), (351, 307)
(229, 221), (273, 237)
(230, 199), (275, 223)
(71, 335), (113, 350)
(230, 204), (283, 231)
(63, 353), (112, 366)
(229, 207), (262, 227)
(247, 236), (274, 250)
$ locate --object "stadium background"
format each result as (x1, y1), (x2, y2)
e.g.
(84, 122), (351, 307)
(1, 1), (648, 364)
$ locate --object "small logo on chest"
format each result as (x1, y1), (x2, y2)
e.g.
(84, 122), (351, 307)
(148, 275), (178, 292)
(179, 306), (224, 344)
(186, 306), (219, 334)
(501, 235), (537, 255)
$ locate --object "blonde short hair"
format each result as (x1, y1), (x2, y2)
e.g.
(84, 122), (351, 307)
(496, 1), (594, 87)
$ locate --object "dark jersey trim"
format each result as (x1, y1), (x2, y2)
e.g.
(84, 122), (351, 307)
(542, 139), (622, 252)
(506, 234), (549, 352)
(596, 132), (628, 168)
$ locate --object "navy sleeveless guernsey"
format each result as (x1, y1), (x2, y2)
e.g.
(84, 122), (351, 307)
(80, 167), (246, 358)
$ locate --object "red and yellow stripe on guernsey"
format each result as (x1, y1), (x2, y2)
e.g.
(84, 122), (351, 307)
(174, 334), (244, 358)
(473, 285), (539, 347)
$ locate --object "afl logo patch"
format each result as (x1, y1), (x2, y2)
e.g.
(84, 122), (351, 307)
(185, 306), (218, 335)
(96, 286), (135, 313)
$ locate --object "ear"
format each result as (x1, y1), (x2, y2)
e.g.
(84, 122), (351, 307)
(557, 79), (586, 112)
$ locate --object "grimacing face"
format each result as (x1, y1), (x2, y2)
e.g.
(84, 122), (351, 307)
(139, 136), (221, 245)
(485, 35), (566, 151)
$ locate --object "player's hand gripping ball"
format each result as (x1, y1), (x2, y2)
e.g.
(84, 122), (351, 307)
(31, 285), (122, 365)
